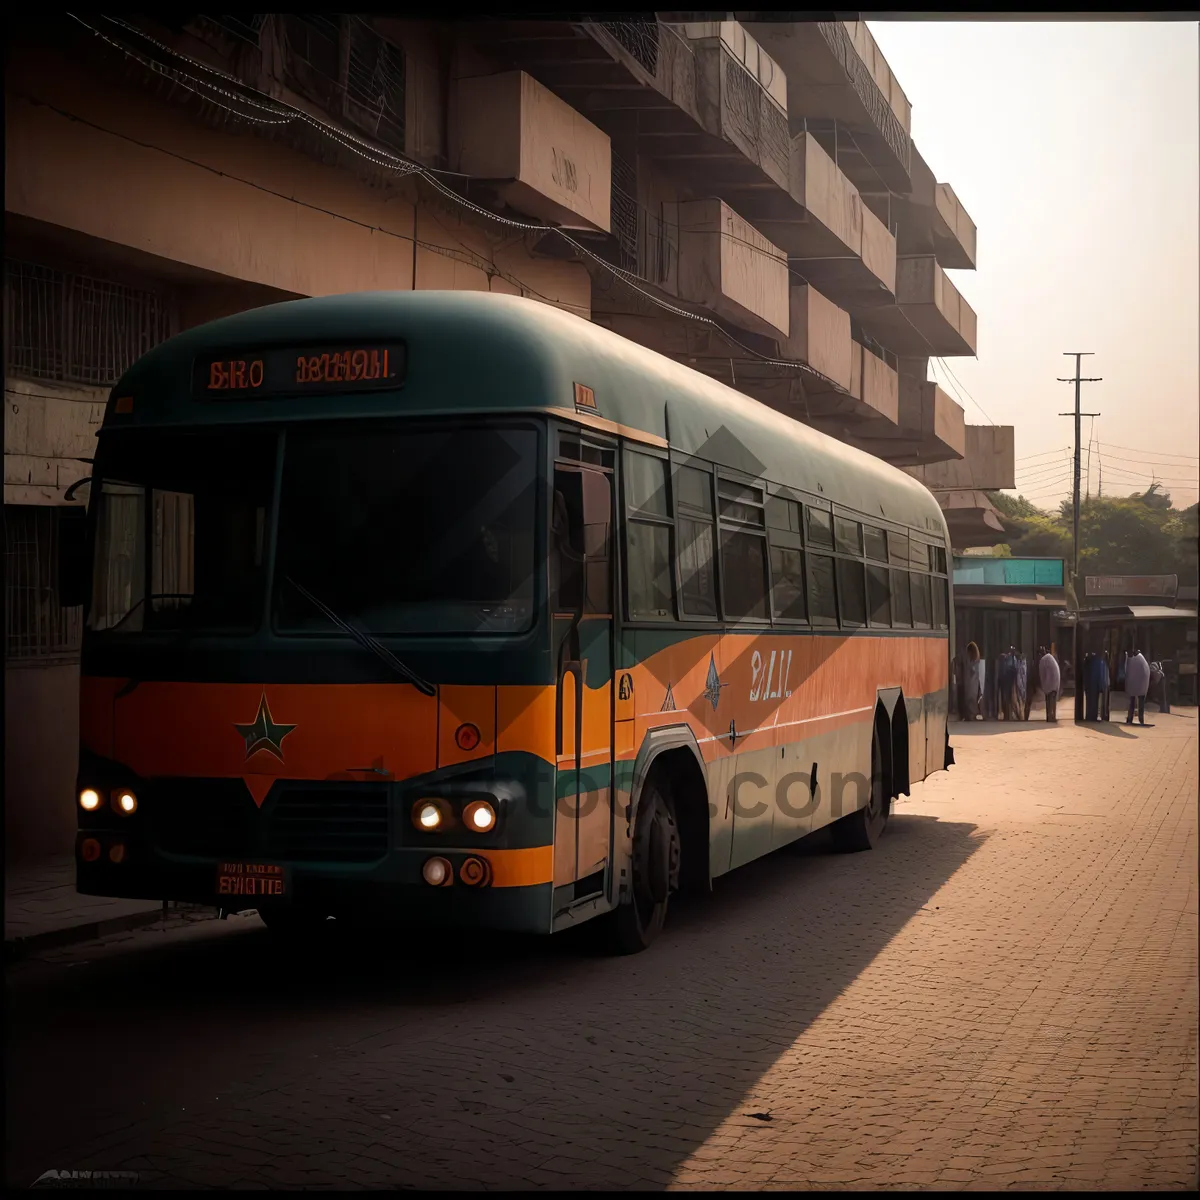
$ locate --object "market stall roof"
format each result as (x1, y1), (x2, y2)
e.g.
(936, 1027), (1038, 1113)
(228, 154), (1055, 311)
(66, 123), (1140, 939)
(1078, 605), (1198, 624)
(954, 590), (1067, 609)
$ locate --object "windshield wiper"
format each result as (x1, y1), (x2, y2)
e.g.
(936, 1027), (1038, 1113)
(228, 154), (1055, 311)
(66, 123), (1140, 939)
(283, 576), (436, 697)
(108, 592), (195, 633)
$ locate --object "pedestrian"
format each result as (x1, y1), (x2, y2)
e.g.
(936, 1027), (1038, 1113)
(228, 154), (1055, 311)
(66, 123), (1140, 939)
(963, 641), (983, 720)
(1095, 652), (1111, 721)
(1149, 659), (1166, 713)
(1083, 650), (1100, 722)
(997, 646), (1017, 721)
(1038, 646), (1060, 722)
(1124, 647), (1151, 726)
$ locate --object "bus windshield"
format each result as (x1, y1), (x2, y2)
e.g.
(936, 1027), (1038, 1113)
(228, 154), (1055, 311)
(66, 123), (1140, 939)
(273, 423), (539, 635)
(87, 421), (540, 638)
(88, 428), (277, 635)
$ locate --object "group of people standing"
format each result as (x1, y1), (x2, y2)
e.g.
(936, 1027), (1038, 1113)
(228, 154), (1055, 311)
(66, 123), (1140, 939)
(960, 642), (1052, 722)
(958, 641), (1164, 726)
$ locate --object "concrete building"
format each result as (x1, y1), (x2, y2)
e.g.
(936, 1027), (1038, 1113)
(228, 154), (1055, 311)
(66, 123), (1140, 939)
(4, 14), (1013, 861)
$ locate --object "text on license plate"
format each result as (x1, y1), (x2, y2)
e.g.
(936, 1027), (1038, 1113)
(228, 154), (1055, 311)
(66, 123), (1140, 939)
(216, 862), (287, 897)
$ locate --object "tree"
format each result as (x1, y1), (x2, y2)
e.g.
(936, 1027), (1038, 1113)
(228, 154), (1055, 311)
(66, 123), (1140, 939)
(987, 491), (1042, 520)
(987, 488), (1198, 587)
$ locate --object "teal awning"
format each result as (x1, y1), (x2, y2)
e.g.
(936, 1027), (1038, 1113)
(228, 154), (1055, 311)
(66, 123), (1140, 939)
(952, 557), (1065, 588)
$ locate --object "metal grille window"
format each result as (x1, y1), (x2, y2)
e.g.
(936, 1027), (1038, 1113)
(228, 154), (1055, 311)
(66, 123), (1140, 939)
(724, 53), (759, 146)
(639, 207), (677, 287)
(597, 20), (660, 76)
(611, 152), (639, 275)
(816, 21), (911, 177)
(344, 18), (406, 154)
(4, 259), (173, 387)
(279, 16), (405, 154)
(4, 506), (83, 662)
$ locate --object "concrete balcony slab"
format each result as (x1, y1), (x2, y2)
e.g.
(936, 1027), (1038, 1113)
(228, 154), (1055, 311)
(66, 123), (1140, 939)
(854, 255), (977, 356)
(905, 425), (1015, 492)
(744, 18), (912, 192)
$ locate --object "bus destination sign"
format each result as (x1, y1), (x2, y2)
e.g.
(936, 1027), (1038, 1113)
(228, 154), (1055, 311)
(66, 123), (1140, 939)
(195, 343), (406, 399)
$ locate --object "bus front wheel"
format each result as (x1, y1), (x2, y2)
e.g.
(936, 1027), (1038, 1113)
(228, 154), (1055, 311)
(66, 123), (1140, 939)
(603, 777), (679, 955)
(832, 724), (890, 853)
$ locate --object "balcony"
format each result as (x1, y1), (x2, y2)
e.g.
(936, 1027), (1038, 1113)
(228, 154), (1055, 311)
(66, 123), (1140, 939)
(676, 198), (790, 339)
(679, 21), (790, 192)
(893, 145), (977, 270)
(462, 20), (784, 194)
(938, 493), (1009, 549)
(780, 283), (852, 392)
(743, 19), (912, 193)
(452, 70), (612, 232)
(844, 376), (966, 466)
(855, 255), (977, 357)
(933, 184), (977, 270)
(905, 425), (1016, 491)
(741, 133), (895, 309)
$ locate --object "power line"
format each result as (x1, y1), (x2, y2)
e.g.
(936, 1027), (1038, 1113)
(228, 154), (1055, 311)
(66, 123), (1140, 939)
(1015, 463), (1075, 486)
(1016, 446), (1070, 463)
(933, 356), (995, 426)
(1095, 450), (1200, 472)
(1096, 440), (1198, 462)
(1020, 475), (1073, 495)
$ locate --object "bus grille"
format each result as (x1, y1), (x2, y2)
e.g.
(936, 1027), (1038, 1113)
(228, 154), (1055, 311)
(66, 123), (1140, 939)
(150, 778), (260, 858)
(262, 786), (390, 863)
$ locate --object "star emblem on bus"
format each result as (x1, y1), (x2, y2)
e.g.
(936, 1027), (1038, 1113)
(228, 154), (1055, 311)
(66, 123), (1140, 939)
(234, 692), (297, 763)
(704, 655), (726, 711)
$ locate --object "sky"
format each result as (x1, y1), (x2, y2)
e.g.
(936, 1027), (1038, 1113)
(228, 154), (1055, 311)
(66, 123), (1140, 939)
(867, 19), (1200, 512)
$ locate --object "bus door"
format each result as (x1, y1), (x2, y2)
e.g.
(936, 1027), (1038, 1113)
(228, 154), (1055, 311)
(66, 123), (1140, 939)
(551, 457), (614, 913)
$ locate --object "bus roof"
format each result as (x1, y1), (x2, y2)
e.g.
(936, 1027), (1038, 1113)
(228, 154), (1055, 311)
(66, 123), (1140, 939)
(112, 290), (950, 539)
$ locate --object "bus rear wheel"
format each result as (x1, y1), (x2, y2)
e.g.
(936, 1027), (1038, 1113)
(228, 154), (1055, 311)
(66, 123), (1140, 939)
(832, 724), (890, 853)
(603, 777), (679, 955)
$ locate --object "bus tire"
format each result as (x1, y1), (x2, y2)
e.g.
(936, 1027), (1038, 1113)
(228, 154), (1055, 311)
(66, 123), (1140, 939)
(603, 776), (679, 955)
(832, 723), (889, 853)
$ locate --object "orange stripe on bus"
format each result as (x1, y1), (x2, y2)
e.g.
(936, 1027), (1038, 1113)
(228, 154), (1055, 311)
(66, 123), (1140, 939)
(486, 844), (554, 888)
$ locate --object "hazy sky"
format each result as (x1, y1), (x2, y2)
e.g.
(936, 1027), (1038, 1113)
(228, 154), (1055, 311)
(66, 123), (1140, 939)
(868, 19), (1200, 511)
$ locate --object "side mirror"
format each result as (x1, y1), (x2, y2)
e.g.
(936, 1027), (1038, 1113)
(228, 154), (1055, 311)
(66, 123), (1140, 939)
(57, 508), (90, 609)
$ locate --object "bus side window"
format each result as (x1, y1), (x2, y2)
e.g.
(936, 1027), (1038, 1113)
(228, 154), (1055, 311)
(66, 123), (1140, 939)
(624, 450), (674, 620)
(553, 468), (612, 616)
(581, 470), (611, 615)
(552, 470), (585, 613)
(675, 462), (717, 618)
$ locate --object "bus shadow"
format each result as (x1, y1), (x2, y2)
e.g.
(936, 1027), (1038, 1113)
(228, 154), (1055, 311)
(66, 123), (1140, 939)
(950, 719), (1058, 735)
(7, 814), (985, 1189)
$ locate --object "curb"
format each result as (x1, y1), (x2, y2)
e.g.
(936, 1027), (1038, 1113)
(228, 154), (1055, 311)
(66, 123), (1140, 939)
(4, 903), (216, 962)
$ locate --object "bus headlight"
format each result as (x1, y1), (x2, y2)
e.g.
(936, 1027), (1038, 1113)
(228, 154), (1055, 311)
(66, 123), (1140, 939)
(114, 789), (138, 815)
(413, 800), (445, 832)
(463, 800), (496, 833)
(79, 788), (102, 812)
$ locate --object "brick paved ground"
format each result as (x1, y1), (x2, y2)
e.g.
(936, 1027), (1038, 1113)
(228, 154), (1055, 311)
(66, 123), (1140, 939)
(4, 855), (166, 946)
(6, 711), (1197, 1190)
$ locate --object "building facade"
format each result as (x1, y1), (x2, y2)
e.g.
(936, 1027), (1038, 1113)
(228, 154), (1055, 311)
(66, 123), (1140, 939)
(4, 14), (1012, 860)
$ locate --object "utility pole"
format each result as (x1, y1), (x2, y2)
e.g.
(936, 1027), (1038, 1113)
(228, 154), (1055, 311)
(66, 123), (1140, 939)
(1058, 352), (1101, 721)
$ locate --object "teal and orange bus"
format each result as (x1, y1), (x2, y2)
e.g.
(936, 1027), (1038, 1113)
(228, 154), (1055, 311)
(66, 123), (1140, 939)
(66, 291), (954, 953)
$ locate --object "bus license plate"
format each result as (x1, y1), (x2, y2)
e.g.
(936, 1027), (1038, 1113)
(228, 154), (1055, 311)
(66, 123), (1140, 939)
(215, 862), (289, 899)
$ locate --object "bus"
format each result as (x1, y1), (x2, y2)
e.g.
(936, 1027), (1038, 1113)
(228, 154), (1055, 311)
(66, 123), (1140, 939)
(65, 290), (955, 954)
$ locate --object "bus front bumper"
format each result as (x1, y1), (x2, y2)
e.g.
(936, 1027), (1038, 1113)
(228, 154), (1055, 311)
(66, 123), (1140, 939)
(75, 833), (554, 934)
